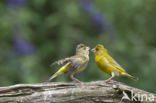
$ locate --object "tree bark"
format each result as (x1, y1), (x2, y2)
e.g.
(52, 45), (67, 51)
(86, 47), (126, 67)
(0, 80), (155, 103)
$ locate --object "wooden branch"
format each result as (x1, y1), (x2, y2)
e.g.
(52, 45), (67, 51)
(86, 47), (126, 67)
(0, 80), (155, 103)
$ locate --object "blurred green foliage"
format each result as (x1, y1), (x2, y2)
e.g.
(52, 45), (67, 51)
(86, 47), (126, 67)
(0, 0), (156, 93)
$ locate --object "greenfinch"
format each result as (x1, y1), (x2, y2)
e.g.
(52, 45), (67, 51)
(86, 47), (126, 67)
(91, 44), (137, 82)
(47, 44), (90, 82)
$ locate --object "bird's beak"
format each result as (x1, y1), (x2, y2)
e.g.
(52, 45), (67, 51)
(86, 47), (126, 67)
(86, 46), (90, 50)
(91, 48), (96, 53)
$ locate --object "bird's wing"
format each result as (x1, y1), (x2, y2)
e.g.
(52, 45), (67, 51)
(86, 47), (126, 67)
(50, 56), (73, 67)
(69, 56), (87, 69)
(107, 55), (121, 67)
(64, 56), (88, 74)
(107, 54), (125, 72)
(47, 62), (71, 81)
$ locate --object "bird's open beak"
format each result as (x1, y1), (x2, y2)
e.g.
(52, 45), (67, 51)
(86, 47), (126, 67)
(91, 48), (96, 53)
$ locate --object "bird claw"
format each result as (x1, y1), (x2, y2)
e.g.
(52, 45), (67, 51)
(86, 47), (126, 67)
(104, 79), (113, 83)
(71, 77), (82, 83)
(72, 79), (81, 83)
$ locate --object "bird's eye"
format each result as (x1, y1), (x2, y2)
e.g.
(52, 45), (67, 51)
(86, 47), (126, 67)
(96, 48), (99, 51)
(80, 45), (84, 48)
(79, 45), (84, 48)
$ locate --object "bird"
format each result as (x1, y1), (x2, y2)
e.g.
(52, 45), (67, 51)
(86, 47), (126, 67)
(47, 44), (90, 82)
(91, 44), (138, 82)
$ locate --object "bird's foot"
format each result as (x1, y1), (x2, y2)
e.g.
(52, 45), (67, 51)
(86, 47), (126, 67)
(70, 75), (81, 83)
(71, 77), (82, 83)
(72, 79), (81, 83)
(104, 79), (113, 83)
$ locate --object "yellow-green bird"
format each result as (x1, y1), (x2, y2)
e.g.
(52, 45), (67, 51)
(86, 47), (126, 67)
(91, 44), (138, 82)
(47, 44), (90, 82)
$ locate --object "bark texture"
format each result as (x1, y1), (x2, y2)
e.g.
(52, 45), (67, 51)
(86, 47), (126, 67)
(0, 80), (155, 103)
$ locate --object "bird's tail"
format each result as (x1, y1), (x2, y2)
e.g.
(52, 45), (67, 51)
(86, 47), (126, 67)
(121, 72), (138, 81)
(47, 62), (70, 82)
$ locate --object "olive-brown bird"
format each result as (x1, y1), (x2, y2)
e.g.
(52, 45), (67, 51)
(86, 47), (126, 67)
(47, 44), (90, 82)
(91, 44), (138, 82)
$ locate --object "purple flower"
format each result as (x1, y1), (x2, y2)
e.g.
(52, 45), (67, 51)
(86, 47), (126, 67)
(13, 34), (35, 55)
(6, 0), (26, 7)
(80, 0), (94, 13)
(79, 0), (114, 33)
(7, 0), (33, 55)
(91, 12), (113, 33)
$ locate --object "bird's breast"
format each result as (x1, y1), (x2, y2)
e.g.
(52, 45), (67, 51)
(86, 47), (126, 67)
(95, 57), (113, 75)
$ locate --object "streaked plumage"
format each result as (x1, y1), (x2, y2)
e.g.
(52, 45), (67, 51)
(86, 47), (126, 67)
(47, 44), (90, 82)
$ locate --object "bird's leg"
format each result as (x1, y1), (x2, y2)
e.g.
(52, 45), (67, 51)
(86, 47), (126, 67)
(105, 72), (115, 83)
(70, 74), (81, 83)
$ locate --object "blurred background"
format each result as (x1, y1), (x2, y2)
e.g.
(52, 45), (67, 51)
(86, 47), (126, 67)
(0, 0), (156, 93)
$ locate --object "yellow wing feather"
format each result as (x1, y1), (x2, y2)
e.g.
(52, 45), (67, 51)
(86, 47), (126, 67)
(48, 62), (70, 81)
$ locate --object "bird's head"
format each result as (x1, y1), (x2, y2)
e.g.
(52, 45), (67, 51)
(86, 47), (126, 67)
(91, 44), (107, 56)
(76, 44), (90, 56)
